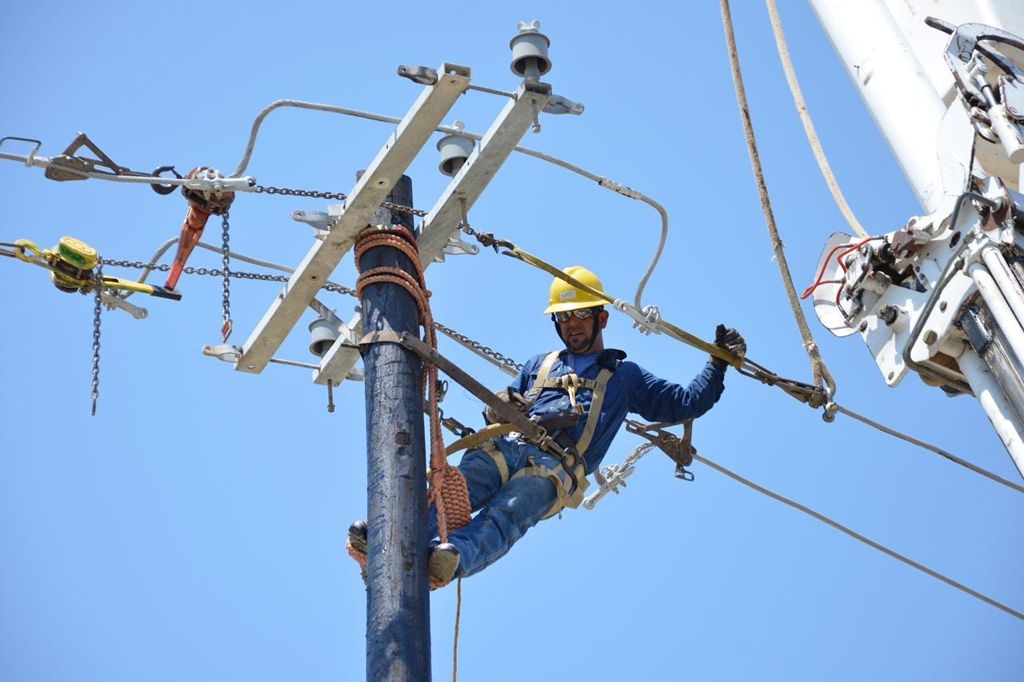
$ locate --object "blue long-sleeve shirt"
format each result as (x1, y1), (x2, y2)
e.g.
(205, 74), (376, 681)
(510, 349), (726, 474)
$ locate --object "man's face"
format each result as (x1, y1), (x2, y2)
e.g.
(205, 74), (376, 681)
(555, 307), (606, 353)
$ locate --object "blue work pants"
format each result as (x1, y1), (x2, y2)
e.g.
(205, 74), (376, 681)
(430, 437), (560, 578)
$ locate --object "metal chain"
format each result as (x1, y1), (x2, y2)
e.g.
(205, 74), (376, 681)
(91, 261), (103, 416)
(254, 184), (348, 201)
(220, 212), (233, 341)
(101, 258), (359, 297)
(434, 320), (522, 373)
(253, 184), (427, 217)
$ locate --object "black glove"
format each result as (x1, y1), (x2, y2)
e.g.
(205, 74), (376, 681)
(712, 324), (746, 368)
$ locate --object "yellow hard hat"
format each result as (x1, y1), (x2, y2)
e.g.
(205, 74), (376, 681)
(543, 265), (606, 314)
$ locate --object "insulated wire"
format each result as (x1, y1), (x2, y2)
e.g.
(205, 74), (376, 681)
(833, 403), (1024, 494)
(224, 99), (669, 309)
(695, 450), (1023, 621)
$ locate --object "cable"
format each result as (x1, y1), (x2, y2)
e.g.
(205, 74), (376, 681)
(833, 403), (1024, 494)
(720, 0), (837, 398)
(765, 0), (870, 239)
(223, 98), (670, 309)
(694, 451), (1024, 621)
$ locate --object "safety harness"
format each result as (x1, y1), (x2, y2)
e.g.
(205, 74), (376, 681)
(370, 332), (622, 518)
(466, 348), (622, 517)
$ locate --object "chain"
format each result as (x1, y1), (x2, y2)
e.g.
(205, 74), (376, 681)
(101, 258), (359, 297)
(434, 320), (522, 373)
(254, 185), (348, 201)
(220, 212), (233, 341)
(91, 260), (103, 416)
(254, 184), (427, 218)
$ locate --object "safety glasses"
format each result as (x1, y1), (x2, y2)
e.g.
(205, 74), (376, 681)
(552, 308), (598, 323)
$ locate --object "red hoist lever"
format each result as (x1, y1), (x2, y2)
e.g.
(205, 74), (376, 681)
(164, 166), (235, 291)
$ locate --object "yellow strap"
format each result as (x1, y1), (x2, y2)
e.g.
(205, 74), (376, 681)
(524, 350), (561, 401)
(485, 441), (510, 485)
(512, 460), (588, 518)
(574, 368), (612, 457)
(444, 423), (517, 456)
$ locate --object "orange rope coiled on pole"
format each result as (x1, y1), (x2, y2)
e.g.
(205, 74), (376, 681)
(354, 225), (472, 554)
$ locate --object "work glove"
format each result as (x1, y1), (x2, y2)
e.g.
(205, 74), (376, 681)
(484, 388), (529, 424)
(712, 324), (746, 369)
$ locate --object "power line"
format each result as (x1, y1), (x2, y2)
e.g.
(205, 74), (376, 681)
(695, 451), (1024, 621)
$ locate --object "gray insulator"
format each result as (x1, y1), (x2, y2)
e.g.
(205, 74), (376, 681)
(436, 133), (475, 177)
(309, 318), (340, 357)
(510, 20), (551, 79)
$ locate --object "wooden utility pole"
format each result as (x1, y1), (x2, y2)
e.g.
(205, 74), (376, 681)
(358, 175), (431, 681)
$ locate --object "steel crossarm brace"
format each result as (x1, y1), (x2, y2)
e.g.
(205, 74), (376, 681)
(234, 64), (471, 374)
(416, 81), (551, 267)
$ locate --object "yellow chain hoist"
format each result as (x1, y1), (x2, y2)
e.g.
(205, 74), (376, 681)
(2, 237), (181, 300)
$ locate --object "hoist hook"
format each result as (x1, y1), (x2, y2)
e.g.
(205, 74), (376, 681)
(150, 165), (182, 195)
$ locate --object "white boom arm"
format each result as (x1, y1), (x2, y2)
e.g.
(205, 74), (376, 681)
(807, 0), (1024, 476)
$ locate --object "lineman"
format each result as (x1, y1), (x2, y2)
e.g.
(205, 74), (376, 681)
(350, 265), (745, 584)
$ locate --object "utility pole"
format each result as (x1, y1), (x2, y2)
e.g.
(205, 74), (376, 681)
(358, 175), (432, 681)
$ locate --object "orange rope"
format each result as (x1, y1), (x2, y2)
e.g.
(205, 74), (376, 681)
(355, 226), (471, 556)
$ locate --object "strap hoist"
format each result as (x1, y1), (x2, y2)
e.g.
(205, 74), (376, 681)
(464, 228), (833, 413)
(1, 237), (182, 300)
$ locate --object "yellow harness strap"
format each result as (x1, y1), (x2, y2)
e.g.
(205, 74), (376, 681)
(445, 422), (518, 457)
(574, 367), (612, 457)
(480, 438), (510, 485)
(512, 458), (588, 519)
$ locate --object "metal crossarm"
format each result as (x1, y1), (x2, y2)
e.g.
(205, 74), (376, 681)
(416, 81), (551, 266)
(235, 64), (472, 374)
(312, 79), (551, 387)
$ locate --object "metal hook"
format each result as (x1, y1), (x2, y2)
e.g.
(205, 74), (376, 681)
(150, 165), (182, 195)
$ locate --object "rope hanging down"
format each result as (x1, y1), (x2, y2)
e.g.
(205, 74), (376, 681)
(719, 0), (838, 400)
(352, 223), (471, 590)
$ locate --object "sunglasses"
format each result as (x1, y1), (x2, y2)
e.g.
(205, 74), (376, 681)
(552, 308), (599, 323)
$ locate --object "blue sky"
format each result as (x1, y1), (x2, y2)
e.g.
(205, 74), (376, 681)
(1, 2), (1021, 681)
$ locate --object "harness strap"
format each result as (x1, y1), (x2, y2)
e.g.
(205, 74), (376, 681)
(444, 423), (517, 457)
(512, 457), (589, 519)
(574, 367), (612, 457)
(522, 349), (614, 461)
(480, 438), (510, 485)
(524, 350), (561, 402)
